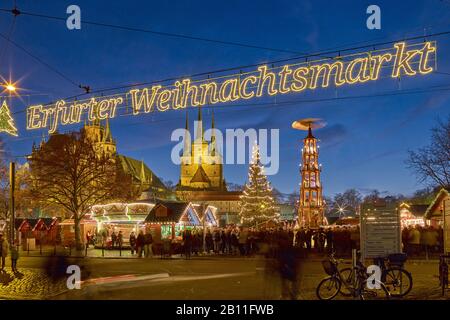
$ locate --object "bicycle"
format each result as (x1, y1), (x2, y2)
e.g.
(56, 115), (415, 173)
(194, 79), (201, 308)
(339, 253), (412, 298)
(316, 253), (390, 300)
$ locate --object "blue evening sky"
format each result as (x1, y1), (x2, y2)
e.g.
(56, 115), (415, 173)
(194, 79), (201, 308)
(0, 0), (449, 197)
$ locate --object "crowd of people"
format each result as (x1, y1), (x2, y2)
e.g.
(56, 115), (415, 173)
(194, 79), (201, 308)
(402, 225), (444, 257)
(83, 221), (447, 261)
(175, 224), (444, 259)
(173, 225), (361, 258)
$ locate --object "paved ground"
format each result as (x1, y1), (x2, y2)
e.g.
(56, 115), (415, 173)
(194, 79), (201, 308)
(1, 254), (446, 300)
(0, 268), (67, 299)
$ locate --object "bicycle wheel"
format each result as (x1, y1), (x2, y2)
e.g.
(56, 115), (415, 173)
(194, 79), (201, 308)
(338, 267), (354, 297)
(360, 280), (391, 300)
(316, 276), (341, 300)
(383, 267), (413, 297)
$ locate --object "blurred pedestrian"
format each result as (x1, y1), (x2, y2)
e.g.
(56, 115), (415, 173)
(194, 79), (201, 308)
(111, 231), (117, 249)
(118, 231), (124, 249)
(231, 229), (239, 255)
(0, 234), (8, 271)
(325, 228), (334, 253)
(183, 229), (192, 259)
(129, 231), (136, 255)
(144, 231), (153, 258)
(213, 228), (221, 254)
(277, 228), (305, 299)
(305, 228), (312, 251)
(205, 230), (213, 254)
(86, 230), (92, 248)
(136, 230), (145, 258)
(239, 227), (249, 256)
(220, 230), (227, 254)
(10, 243), (19, 273)
(408, 226), (421, 256)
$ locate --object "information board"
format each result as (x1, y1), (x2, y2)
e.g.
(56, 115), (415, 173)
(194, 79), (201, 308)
(360, 204), (402, 259)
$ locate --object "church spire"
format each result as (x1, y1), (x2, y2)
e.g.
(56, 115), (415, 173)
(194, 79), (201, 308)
(104, 118), (112, 142)
(195, 106), (203, 142)
(183, 111), (191, 156)
(139, 159), (147, 184)
(211, 109), (216, 156)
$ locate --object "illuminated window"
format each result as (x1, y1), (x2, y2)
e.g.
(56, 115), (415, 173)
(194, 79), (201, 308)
(161, 225), (172, 239)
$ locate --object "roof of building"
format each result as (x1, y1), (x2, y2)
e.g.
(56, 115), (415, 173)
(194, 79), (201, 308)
(145, 200), (191, 223)
(176, 190), (242, 201)
(190, 165), (211, 184)
(333, 217), (360, 226)
(15, 217), (59, 230)
(425, 188), (450, 220)
(117, 155), (166, 190)
(408, 204), (429, 217)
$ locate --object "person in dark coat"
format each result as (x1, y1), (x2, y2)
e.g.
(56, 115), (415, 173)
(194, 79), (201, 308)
(305, 228), (313, 251)
(183, 229), (193, 259)
(276, 228), (304, 300)
(129, 231), (137, 255)
(220, 230), (227, 254)
(136, 231), (145, 258)
(144, 232), (153, 258)
(118, 231), (124, 249)
(205, 230), (213, 254)
(231, 229), (239, 255)
(226, 229), (232, 254)
(111, 231), (117, 249)
(192, 231), (200, 255)
(325, 228), (334, 253)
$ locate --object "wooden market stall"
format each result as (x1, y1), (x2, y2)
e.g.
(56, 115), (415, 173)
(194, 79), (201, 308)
(90, 202), (154, 248)
(15, 217), (60, 247)
(424, 188), (450, 227)
(144, 200), (202, 254)
(59, 216), (97, 246)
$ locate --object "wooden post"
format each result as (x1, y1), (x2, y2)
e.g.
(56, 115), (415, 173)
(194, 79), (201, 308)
(9, 162), (15, 245)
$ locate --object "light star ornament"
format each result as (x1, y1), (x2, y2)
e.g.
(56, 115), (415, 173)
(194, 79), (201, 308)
(0, 100), (18, 136)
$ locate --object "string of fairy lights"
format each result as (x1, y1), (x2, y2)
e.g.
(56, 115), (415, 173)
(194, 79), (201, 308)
(0, 4), (448, 160)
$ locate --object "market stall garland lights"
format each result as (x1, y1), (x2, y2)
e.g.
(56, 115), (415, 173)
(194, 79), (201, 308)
(26, 41), (437, 134)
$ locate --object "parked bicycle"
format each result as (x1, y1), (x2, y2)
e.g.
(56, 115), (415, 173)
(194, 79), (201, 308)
(316, 253), (390, 300)
(339, 252), (412, 298)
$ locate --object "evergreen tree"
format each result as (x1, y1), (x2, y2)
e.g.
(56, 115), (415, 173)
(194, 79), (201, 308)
(239, 143), (278, 225)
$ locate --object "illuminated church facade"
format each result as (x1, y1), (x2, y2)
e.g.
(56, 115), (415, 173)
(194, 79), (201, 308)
(177, 107), (226, 191)
(176, 108), (241, 225)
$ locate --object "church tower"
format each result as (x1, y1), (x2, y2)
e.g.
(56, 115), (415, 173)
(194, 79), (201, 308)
(83, 118), (117, 158)
(298, 126), (324, 228)
(178, 107), (225, 191)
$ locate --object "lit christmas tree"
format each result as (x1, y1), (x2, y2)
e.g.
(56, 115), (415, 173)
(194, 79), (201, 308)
(0, 101), (17, 136)
(239, 143), (278, 226)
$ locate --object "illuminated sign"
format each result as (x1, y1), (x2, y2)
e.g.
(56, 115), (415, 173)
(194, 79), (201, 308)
(0, 100), (18, 136)
(27, 41), (437, 134)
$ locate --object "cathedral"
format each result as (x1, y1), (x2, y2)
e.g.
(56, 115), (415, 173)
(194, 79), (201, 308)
(177, 107), (226, 191)
(33, 119), (168, 198)
(176, 107), (242, 226)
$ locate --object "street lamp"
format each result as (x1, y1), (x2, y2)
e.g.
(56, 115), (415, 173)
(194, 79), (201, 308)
(5, 83), (16, 92)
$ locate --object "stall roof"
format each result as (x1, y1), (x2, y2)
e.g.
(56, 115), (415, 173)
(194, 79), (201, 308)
(15, 217), (59, 231)
(145, 201), (201, 225)
(425, 188), (450, 220)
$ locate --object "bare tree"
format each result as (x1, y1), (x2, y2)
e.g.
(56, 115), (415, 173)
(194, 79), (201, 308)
(407, 116), (450, 189)
(363, 189), (382, 204)
(333, 188), (362, 215)
(29, 131), (133, 250)
(0, 161), (33, 220)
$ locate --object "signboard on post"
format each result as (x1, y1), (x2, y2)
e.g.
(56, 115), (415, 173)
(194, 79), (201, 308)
(360, 203), (401, 260)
